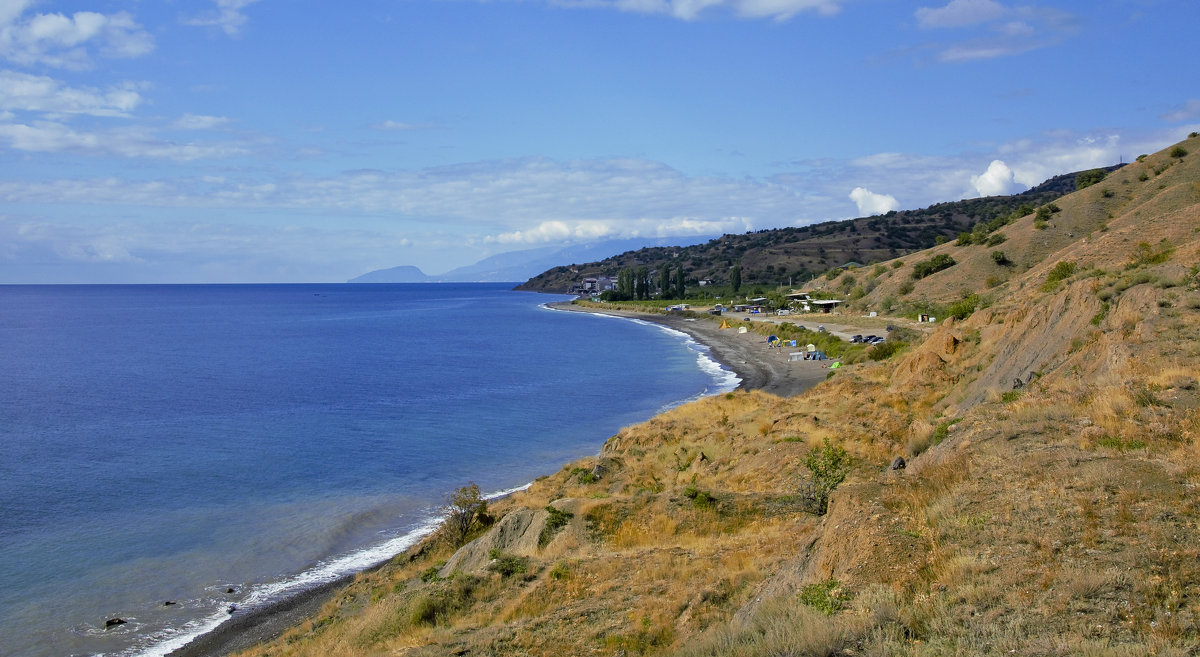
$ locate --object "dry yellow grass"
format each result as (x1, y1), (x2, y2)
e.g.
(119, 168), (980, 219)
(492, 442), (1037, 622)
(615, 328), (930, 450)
(236, 138), (1200, 657)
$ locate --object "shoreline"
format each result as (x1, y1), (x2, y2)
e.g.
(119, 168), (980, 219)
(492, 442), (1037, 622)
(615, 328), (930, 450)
(549, 301), (830, 397)
(164, 300), (828, 657)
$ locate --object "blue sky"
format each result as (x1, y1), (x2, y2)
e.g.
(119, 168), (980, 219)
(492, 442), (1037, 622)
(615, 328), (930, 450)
(1, 0), (1197, 283)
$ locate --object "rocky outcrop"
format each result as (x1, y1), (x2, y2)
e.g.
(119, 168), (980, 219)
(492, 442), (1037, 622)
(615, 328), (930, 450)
(439, 499), (582, 577)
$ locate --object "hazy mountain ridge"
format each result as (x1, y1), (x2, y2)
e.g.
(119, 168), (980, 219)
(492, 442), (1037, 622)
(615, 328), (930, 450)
(348, 236), (718, 283)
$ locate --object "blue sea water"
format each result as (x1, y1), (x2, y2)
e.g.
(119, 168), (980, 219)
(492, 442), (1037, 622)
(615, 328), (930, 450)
(0, 283), (736, 657)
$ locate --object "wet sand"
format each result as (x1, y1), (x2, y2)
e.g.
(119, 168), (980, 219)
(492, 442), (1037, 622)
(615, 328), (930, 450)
(166, 301), (829, 657)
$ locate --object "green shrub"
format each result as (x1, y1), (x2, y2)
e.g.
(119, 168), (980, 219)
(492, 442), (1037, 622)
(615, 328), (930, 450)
(683, 485), (716, 510)
(445, 483), (489, 547)
(539, 505), (574, 548)
(946, 293), (980, 320)
(897, 280), (914, 295)
(868, 340), (905, 361)
(911, 254), (956, 280)
(985, 232), (1006, 246)
(1101, 188), (1114, 198)
(1041, 261), (1078, 291)
(549, 561), (572, 580)
(991, 250), (1011, 266)
(1170, 145), (1188, 158)
(570, 467), (598, 484)
(798, 579), (846, 615)
(1090, 302), (1110, 326)
(804, 438), (849, 515)
(486, 550), (529, 578)
(1076, 168), (1107, 190)
(1129, 239), (1174, 266)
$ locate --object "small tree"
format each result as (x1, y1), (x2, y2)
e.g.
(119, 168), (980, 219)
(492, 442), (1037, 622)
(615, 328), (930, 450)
(804, 438), (850, 515)
(730, 263), (742, 294)
(445, 483), (488, 547)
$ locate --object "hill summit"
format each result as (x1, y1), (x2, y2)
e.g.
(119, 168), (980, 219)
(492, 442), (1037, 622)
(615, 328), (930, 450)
(516, 168), (1117, 294)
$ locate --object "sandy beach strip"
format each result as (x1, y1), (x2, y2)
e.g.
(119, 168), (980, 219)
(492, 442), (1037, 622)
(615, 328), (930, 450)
(166, 300), (827, 657)
(550, 301), (831, 398)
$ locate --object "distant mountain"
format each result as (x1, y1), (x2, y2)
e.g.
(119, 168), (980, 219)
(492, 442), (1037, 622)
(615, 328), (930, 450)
(348, 236), (719, 284)
(347, 265), (431, 283)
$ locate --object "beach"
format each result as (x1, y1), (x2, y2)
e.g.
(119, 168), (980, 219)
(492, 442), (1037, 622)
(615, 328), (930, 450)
(166, 301), (828, 657)
(550, 302), (833, 397)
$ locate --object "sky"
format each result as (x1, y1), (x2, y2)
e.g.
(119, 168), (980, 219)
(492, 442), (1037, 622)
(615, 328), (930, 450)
(1, 0), (1198, 283)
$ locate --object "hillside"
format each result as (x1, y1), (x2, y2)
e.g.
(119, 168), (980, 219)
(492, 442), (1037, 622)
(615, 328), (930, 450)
(516, 168), (1117, 294)
(229, 136), (1199, 657)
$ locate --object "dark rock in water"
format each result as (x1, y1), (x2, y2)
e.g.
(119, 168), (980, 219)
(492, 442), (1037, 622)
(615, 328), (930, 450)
(227, 604), (237, 614)
(890, 456), (906, 471)
(226, 587), (236, 594)
(105, 618), (127, 628)
(163, 600), (176, 606)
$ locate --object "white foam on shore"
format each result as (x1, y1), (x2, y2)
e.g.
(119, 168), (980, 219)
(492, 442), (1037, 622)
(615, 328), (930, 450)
(544, 304), (741, 400)
(130, 483), (532, 657)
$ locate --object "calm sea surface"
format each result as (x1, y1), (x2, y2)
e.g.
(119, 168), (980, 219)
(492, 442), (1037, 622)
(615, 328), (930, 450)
(0, 283), (736, 657)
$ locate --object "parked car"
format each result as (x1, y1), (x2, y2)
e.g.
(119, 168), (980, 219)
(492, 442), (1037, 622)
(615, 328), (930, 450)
(850, 334), (863, 343)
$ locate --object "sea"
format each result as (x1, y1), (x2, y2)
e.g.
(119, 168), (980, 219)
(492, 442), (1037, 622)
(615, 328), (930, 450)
(0, 283), (738, 657)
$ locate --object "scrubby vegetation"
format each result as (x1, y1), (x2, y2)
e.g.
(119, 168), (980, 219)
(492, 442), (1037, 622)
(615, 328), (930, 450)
(233, 138), (1200, 657)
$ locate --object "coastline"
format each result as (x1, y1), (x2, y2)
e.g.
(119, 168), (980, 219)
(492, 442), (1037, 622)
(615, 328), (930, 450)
(549, 301), (830, 397)
(164, 300), (827, 657)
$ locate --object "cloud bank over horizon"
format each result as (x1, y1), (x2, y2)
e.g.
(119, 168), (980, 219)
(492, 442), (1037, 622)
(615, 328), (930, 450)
(1, 0), (1197, 282)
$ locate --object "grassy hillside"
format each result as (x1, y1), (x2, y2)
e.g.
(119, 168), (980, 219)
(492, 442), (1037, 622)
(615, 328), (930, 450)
(236, 136), (1199, 657)
(516, 169), (1115, 294)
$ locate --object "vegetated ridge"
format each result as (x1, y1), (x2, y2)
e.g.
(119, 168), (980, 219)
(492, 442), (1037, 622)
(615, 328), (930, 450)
(234, 136), (1199, 656)
(516, 167), (1120, 294)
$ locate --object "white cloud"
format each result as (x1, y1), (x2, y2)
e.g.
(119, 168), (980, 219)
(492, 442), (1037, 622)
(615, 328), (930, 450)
(0, 70), (142, 116)
(916, 0), (1005, 29)
(913, 1), (1077, 62)
(372, 120), (437, 131)
(848, 187), (898, 215)
(0, 6), (153, 69)
(970, 159), (1014, 196)
(1162, 99), (1200, 123)
(486, 216), (754, 244)
(184, 0), (263, 37)
(551, 0), (845, 21)
(0, 120), (249, 160)
(173, 114), (232, 130)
